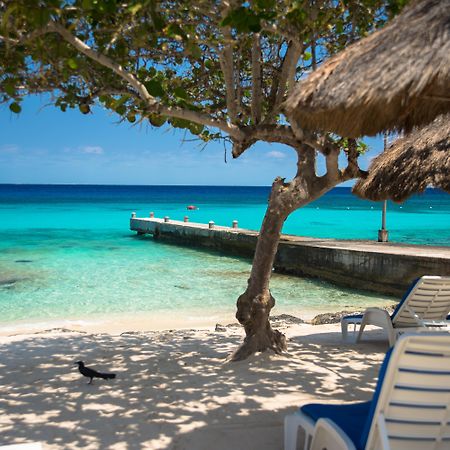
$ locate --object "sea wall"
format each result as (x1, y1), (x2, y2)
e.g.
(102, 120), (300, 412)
(130, 217), (450, 296)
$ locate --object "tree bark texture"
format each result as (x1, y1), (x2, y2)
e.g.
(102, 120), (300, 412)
(232, 177), (290, 361)
(232, 145), (349, 361)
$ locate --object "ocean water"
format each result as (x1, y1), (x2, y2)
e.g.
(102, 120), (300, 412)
(0, 184), (448, 327)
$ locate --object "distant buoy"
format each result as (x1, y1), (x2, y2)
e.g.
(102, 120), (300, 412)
(187, 205), (198, 210)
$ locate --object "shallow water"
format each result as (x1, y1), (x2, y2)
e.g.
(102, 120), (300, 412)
(0, 185), (448, 326)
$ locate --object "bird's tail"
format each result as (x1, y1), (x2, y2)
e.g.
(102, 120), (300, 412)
(99, 372), (116, 380)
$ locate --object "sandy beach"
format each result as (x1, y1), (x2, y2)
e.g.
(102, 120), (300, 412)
(0, 319), (389, 450)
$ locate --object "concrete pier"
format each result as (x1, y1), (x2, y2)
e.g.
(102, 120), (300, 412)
(130, 216), (450, 296)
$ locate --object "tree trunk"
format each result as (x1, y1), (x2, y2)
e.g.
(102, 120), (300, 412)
(231, 144), (345, 361)
(232, 177), (290, 361)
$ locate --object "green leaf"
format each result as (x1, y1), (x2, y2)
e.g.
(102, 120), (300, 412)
(127, 4), (142, 15)
(4, 82), (16, 97)
(9, 102), (21, 114)
(188, 44), (202, 59)
(255, 0), (276, 9)
(303, 51), (312, 61)
(67, 58), (78, 70)
(82, 0), (93, 9)
(173, 87), (188, 100)
(148, 114), (166, 127)
(188, 122), (204, 135)
(112, 94), (130, 109)
(165, 23), (186, 40)
(145, 80), (165, 98)
(79, 104), (90, 114)
(221, 7), (262, 33)
(1, 4), (17, 31)
(115, 104), (126, 115)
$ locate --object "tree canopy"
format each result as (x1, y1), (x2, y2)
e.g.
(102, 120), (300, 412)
(0, 0), (406, 155)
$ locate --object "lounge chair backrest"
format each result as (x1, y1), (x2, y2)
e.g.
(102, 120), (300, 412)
(391, 276), (450, 328)
(363, 333), (450, 450)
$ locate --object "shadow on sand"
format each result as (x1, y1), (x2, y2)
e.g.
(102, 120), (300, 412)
(0, 327), (388, 449)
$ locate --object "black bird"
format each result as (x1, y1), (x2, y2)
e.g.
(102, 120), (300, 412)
(74, 361), (116, 384)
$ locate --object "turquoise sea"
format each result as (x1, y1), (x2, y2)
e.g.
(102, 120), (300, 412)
(0, 184), (449, 328)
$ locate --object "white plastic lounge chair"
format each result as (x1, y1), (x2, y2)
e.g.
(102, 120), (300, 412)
(341, 276), (450, 345)
(285, 332), (450, 450)
(310, 419), (357, 450)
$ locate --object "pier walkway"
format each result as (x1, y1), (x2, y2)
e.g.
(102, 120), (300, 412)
(130, 216), (450, 296)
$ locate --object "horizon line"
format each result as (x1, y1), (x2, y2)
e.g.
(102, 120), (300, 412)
(0, 182), (358, 188)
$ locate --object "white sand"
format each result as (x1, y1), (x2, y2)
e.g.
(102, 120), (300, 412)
(0, 321), (389, 449)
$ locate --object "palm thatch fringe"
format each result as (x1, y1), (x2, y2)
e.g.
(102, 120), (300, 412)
(283, 0), (450, 137)
(353, 114), (450, 203)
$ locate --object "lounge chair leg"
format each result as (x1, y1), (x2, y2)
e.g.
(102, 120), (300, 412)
(285, 413), (309, 450)
(341, 320), (348, 341)
(356, 321), (367, 342)
(387, 328), (396, 347)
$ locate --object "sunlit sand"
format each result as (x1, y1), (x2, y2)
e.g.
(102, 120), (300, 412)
(0, 321), (388, 449)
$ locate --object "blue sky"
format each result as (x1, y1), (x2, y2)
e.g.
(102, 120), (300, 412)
(0, 95), (383, 186)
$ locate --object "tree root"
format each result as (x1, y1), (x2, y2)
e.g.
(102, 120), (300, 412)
(230, 328), (287, 362)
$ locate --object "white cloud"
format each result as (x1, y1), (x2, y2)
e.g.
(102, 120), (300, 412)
(80, 145), (104, 155)
(0, 144), (19, 154)
(267, 150), (286, 159)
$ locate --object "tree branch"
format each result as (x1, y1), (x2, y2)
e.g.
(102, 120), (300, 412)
(219, 2), (238, 124)
(38, 22), (243, 139)
(231, 124), (300, 158)
(231, 123), (340, 159)
(260, 21), (302, 45)
(324, 147), (340, 184)
(340, 139), (366, 181)
(49, 22), (156, 105)
(294, 145), (317, 181)
(251, 33), (262, 124)
(274, 41), (303, 108)
(157, 105), (242, 137)
(235, 42), (242, 118)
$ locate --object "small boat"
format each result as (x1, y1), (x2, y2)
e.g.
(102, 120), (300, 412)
(186, 205), (198, 210)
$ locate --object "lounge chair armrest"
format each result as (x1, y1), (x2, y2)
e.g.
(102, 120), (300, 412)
(310, 418), (357, 450)
(404, 305), (425, 326)
(376, 413), (391, 450)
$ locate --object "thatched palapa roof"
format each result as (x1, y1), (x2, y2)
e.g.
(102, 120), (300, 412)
(352, 114), (450, 203)
(283, 0), (450, 137)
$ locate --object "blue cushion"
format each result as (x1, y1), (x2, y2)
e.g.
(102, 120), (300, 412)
(300, 347), (394, 450)
(390, 277), (420, 322)
(301, 401), (370, 450)
(344, 314), (364, 320)
(359, 347), (393, 448)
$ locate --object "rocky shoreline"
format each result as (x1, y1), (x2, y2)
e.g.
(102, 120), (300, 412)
(215, 304), (398, 330)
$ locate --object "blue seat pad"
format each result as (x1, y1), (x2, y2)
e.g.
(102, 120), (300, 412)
(343, 314), (363, 320)
(300, 401), (371, 450)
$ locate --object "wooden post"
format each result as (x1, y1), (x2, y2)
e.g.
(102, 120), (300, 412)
(378, 134), (389, 242)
